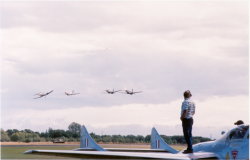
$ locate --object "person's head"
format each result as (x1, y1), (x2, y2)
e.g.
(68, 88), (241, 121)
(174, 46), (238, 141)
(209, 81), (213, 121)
(234, 120), (244, 125)
(183, 90), (192, 99)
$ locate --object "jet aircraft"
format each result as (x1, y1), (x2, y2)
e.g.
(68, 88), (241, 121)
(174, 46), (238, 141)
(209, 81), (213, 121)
(65, 90), (80, 96)
(122, 89), (142, 95)
(26, 124), (249, 159)
(105, 89), (121, 94)
(33, 90), (53, 99)
(151, 125), (249, 160)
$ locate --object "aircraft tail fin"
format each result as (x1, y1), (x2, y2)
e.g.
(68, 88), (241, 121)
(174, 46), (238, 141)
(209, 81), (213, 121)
(79, 125), (105, 151)
(151, 127), (178, 153)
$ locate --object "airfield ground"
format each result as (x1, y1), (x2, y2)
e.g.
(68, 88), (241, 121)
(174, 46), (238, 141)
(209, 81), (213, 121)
(1, 142), (186, 159)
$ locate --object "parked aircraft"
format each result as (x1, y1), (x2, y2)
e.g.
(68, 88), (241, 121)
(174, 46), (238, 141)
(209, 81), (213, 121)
(26, 125), (250, 159)
(122, 89), (142, 95)
(77, 125), (249, 159)
(105, 89), (121, 94)
(33, 90), (53, 99)
(65, 90), (80, 96)
(151, 125), (249, 160)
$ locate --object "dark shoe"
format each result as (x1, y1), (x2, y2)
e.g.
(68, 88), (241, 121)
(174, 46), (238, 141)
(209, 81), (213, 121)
(183, 150), (193, 154)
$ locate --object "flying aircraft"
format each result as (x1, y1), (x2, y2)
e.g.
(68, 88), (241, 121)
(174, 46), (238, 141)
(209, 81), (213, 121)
(122, 89), (142, 95)
(24, 124), (250, 159)
(65, 90), (80, 96)
(33, 90), (53, 99)
(105, 89), (121, 94)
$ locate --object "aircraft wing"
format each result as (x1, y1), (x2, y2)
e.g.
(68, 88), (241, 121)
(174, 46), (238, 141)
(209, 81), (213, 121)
(33, 96), (42, 99)
(24, 149), (218, 159)
(134, 91), (142, 93)
(47, 90), (53, 94)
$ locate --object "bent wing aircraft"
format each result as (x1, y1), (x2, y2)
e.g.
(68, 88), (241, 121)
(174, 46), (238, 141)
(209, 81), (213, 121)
(25, 125), (219, 159)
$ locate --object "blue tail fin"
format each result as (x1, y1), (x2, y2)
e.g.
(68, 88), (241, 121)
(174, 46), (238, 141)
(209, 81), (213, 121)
(151, 127), (178, 153)
(79, 125), (105, 151)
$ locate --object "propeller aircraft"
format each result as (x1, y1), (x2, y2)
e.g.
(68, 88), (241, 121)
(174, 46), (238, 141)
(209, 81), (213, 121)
(33, 90), (54, 99)
(105, 89), (121, 94)
(122, 89), (142, 95)
(65, 90), (80, 96)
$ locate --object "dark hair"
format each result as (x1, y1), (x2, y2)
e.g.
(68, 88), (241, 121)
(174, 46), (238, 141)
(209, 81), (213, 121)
(184, 90), (192, 99)
(234, 120), (244, 125)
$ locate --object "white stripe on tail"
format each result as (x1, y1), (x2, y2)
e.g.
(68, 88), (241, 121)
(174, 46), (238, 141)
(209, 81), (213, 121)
(79, 125), (105, 151)
(151, 127), (178, 153)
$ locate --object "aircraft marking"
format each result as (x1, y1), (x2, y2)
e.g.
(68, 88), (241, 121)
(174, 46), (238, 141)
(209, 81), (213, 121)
(156, 140), (160, 149)
(231, 150), (238, 160)
(85, 138), (89, 147)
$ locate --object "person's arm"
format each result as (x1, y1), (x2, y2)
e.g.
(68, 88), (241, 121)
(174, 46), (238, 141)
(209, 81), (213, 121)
(180, 110), (187, 121)
(180, 101), (188, 120)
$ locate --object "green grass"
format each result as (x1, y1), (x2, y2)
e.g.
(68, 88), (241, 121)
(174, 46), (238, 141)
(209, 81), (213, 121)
(1, 146), (75, 159)
(1, 144), (186, 159)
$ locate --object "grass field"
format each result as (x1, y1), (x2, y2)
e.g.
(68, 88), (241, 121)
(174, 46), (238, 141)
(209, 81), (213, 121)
(1, 145), (76, 159)
(1, 143), (186, 159)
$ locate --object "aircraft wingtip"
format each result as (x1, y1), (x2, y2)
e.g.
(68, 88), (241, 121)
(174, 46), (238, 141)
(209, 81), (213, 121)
(24, 150), (34, 154)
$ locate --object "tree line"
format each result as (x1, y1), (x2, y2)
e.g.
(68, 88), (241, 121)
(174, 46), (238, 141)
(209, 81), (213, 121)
(1, 122), (211, 144)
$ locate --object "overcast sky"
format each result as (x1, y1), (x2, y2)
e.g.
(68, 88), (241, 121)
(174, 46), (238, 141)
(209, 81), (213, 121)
(0, 1), (249, 139)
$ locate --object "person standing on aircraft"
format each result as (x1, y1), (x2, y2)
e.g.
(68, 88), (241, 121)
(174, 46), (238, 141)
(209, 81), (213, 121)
(180, 90), (196, 154)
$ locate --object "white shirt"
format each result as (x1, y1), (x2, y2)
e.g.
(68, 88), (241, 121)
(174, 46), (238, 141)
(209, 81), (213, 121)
(181, 98), (196, 119)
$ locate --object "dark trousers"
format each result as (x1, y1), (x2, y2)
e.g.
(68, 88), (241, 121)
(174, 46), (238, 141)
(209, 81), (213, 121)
(182, 118), (193, 151)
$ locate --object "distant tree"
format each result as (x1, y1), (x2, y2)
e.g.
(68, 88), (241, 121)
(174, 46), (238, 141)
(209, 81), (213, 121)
(101, 135), (112, 143)
(40, 131), (47, 138)
(125, 135), (137, 143)
(68, 122), (81, 138)
(26, 132), (41, 142)
(6, 129), (19, 137)
(48, 129), (67, 138)
(136, 135), (145, 143)
(112, 135), (125, 143)
(10, 132), (25, 142)
(145, 135), (151, 143)
(24, 129), (33, 133)
(171, 135), (186, 144)
(90, 133), (102, 142)
(1, 129), (10, 142)
(3, 123), (213, 144)
(161, 135), (173, 144)
(13, 129), (19, 133)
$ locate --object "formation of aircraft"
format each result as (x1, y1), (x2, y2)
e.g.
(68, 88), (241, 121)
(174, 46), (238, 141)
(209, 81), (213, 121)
(65, 90), (80, 96)
(33, 90), (81, 99)
(34, 88), (142, 99)
(105, 89), (142, 95)
(24, 124), (249, 159)
(33, 90), (54, 99)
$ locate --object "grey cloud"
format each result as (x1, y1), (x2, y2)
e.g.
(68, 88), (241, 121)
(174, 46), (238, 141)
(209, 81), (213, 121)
(2, 45), (248, 110)
(1, 1), (248, 111)
(1, 1), (248, 34)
